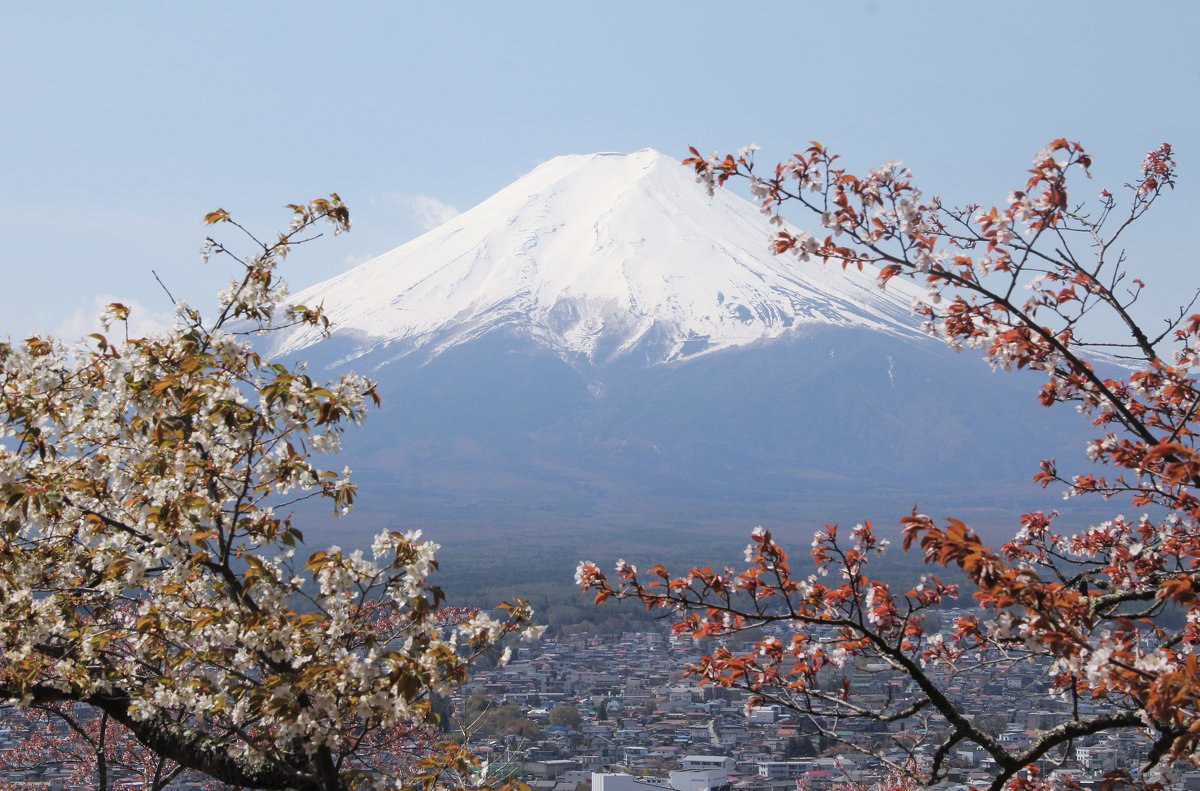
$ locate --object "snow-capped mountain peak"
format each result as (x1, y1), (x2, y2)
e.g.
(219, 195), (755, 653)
(272, 148), (924, 366)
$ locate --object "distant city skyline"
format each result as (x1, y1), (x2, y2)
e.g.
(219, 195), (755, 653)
(3, 1), (1197, 339)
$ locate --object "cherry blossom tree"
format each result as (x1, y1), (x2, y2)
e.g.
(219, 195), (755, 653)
(0, 702), (198, 790)
(578, 140), (1196, 789)
(0, 197), (536, 790)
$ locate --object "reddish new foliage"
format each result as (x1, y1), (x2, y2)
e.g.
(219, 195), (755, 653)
(579, 140), (1196, 789)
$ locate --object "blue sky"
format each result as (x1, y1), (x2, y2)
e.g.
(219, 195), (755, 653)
(3, 1), (1197, 339)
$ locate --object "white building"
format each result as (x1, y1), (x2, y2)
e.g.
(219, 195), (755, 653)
(593, 774), (669, 791)
(669, 770), (731, 791)
(679, 755), (736, 773)
(593, 771), (730, 791)
(755, 761), (813, 780)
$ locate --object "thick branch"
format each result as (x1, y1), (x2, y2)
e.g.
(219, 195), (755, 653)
(12, 684), (318, 790)
(991, 712), (1145, 791)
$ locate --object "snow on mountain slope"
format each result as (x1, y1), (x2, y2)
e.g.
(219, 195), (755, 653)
(272, 149), (926, 366)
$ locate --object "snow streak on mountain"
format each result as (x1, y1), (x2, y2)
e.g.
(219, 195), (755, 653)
(272, 149), (925, 367)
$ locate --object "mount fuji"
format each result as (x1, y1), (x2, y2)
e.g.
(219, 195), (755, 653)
(271, 149), (924, 367)
(272, 150), (1092, 582)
